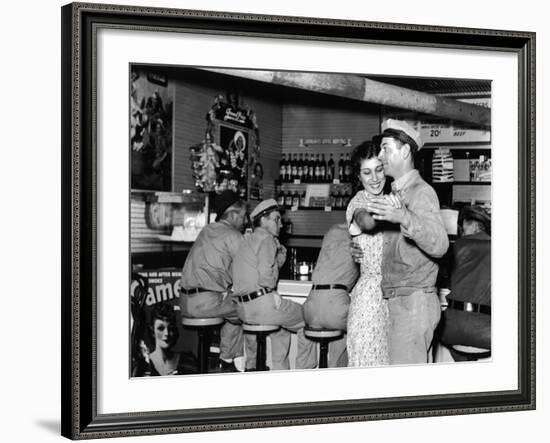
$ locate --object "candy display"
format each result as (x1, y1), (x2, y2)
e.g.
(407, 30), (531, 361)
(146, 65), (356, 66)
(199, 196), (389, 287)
(190, 92), (261, 198)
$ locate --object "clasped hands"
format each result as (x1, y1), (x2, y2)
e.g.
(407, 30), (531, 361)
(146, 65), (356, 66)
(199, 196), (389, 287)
(366, 192), (410, 227)
(350, 192), (410, 262)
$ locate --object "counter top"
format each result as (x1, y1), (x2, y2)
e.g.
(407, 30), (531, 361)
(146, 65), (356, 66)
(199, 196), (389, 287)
(277, 279), (312, 297)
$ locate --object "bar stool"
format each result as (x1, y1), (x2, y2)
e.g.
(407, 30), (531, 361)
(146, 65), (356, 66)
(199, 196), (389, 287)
(181, 316), (224, 373)
(304, 326), (344, 369)
(242, 323), (280, 371)
(449, 345), (491, 362)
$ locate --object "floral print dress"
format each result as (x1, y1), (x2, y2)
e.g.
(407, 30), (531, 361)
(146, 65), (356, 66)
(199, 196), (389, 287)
(346, 190), (390, 367)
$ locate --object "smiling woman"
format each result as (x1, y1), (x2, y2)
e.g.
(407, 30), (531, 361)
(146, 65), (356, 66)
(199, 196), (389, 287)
(345, 140), (389, 366)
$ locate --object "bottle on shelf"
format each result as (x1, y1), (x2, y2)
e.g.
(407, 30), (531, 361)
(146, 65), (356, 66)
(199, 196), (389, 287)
(338, 153), (345, 182)
(344, 153), (352, 182)
(303, 153), (310, 183)
(290, 248), (298, 278)
(291, 153), (298, 181)
(292, 190), (300, 208)
(279, 154), (287, 182)
(311, 154), (317, 183)
(320, 153), (327, 182)
(307, 153), (315, 183)
(284, 217), (293, 235)
(332, 189), (341, 209)
(276, 185), (285, 206)
(287, 153), (293, 181)
(330, 191), (336, 208)
(297, 153), (304, 182)
(327, 153), (335, 182)
(300, 191), (307, 208)
(284, 189), (293, 208)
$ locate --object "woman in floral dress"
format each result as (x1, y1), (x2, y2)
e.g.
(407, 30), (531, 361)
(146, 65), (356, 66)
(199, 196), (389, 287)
(345, 141), (396, 367)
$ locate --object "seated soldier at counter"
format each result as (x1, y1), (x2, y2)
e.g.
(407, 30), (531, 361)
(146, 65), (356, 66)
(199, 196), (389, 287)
(440, 205), (491, 361)
(296, 223), (360, 368)
(231, 199), (305, 371)
(179, 190), (248, 372)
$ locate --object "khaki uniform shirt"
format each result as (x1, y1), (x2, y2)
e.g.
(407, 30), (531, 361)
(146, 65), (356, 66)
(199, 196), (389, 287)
(181, 220), (243, 292)
(311, 224), (359, 290)
(382, 170), (449, 296)
(231, 227), (283, 296)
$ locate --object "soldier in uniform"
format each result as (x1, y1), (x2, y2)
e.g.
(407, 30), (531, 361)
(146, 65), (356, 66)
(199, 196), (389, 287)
(441, 205), (491, 361)
(361, 119), (449, 364)
(179, 190), (247, 372)
(231, 199), (305, 371)
(296, 223), (359, 368)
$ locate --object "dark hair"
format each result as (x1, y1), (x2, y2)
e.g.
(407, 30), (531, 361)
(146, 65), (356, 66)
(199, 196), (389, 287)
(350, 139), (391, 194)
(150, 302), (176, 326)
(381, 128), (419, 156)
(254, 162), (264, 178)
(147, 302), (179, 350)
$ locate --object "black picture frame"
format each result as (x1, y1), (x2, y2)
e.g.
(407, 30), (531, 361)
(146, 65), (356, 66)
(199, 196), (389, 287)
(61, 2), (536, 439)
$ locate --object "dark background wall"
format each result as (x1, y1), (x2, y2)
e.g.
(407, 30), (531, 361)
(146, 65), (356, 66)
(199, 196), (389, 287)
(171, 69), (284, 199)
(170, 68), (381, 201)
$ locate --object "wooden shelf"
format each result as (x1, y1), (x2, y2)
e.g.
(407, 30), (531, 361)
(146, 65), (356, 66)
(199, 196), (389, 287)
(281, 206), (346, 211)
(433, 181), (491, 186)
(283, 236), (323, 249)
(277, 181), (352, 187)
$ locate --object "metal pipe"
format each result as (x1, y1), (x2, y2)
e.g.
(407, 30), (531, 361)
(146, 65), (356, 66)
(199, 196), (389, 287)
(201, 68), (491, 127)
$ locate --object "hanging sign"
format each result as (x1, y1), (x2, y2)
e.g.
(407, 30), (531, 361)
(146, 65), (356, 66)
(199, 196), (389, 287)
(299, 138), (352, 147)
(385, 97), (492, 144)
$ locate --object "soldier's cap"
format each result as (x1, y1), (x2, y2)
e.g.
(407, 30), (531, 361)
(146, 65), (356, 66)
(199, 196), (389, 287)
(250, 199), (280, 222)
(212, 190), (241, 221)
(461, 205), (491, 234)
(381, 118), (423, 151)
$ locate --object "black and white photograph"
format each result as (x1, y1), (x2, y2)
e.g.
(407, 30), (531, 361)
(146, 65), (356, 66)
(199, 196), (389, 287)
(5, 0), (549, 441)
(130, 65), (493, 376)
(54, 1), (539, 440)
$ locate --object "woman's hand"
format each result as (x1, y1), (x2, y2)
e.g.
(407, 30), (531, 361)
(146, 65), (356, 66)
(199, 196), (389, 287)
(350, 240), (364, 263)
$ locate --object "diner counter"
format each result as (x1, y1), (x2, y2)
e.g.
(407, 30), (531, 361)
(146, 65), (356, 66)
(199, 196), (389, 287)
(277, 279), (312, 302)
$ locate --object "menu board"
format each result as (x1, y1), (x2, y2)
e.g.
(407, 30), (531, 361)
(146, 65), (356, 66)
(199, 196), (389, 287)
(384, 97), (492, 144)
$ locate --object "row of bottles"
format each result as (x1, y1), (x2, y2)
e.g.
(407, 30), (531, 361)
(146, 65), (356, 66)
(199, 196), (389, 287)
(276, 187), (353, 209)
(279, 152), (353, 183)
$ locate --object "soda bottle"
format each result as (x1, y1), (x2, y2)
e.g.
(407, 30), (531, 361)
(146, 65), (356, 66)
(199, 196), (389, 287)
(338, 154), (345, 182)
(320, 153), (327, 182)
(327, 153), (335, 182)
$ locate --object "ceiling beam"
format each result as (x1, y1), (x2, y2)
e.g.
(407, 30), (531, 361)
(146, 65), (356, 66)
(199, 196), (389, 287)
(201, 68), (491, 127)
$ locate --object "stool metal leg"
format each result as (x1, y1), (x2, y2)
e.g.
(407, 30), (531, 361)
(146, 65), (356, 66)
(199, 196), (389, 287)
(319, 340), (329, 369)
(197, 328), (210, 373)
(256, 333), (268, 371)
